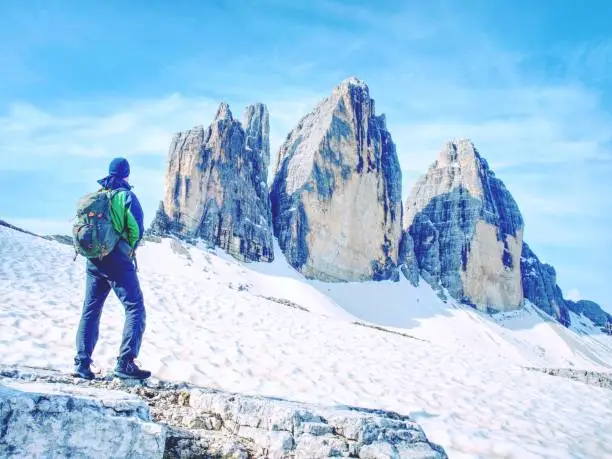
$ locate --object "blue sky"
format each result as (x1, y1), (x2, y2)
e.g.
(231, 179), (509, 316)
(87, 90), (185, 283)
(1, 0), (611, 311)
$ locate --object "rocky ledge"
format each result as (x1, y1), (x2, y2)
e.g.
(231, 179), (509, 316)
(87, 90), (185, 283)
(0, 366), (447, 459)
(526, 367), (612, 391)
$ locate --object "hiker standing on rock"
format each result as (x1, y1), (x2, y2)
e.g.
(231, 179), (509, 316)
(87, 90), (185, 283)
(72, 157), (151, 380)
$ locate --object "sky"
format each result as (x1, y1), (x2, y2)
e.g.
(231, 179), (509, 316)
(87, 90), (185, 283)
(0, 0), (610, 311)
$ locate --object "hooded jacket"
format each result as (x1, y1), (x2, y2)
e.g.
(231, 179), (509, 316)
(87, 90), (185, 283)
(97, 175), (144, 250)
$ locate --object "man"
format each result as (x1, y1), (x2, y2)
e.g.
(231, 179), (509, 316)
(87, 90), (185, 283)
(73, 157), (151, 380)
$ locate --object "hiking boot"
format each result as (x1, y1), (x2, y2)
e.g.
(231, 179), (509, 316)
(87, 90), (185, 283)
(113, 359), (151, 380)
(72, 362), (95, 380)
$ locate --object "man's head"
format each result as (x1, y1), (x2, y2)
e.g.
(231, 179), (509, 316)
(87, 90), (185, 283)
(108, 157), (130, 180)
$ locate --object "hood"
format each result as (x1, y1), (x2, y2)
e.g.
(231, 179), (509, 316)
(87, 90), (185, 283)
(97, 175), (133, 190)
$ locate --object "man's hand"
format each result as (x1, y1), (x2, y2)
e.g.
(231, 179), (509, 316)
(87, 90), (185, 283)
(130, 248), (139, 272)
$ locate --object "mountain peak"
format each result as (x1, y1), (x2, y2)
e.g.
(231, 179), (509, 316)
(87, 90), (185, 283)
(336, 76), (368, 92)
(214, 102), (233, 121)
(271, 76), (402, 282)
(405, 141), (524, 311)
(151, 101), (273, 262)
(447, 138), (476, 148)
(437, 138), (480, 167)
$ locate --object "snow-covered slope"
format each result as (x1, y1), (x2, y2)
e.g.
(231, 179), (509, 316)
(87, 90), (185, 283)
(1, 225), (611, 458)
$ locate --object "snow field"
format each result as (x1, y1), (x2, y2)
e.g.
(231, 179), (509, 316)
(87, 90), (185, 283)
(1, 226), (611, 458)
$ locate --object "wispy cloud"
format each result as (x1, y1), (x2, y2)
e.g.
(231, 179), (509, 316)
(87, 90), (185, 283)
(0, 94), (218, 170)
(566, 288), (581, 302)
(0, 92), (325, 173)
(558, 38), (612, 86)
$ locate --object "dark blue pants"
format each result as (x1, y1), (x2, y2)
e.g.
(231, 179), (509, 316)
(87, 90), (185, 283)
(75, 243), (146, 367)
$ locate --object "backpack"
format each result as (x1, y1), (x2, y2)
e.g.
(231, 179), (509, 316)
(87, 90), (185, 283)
(72, 189), (123, 259)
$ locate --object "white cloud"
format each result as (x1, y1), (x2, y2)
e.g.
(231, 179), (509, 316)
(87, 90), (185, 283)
(559, 38), (612, 85)
(387, 83), (611, 175)
(0, 94), (219, 171)
(566, 288), (582, 302)
(0, 92), (325, 174)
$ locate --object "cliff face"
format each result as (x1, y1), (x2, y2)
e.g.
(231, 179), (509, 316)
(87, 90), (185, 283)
(398, 230), (420, 286)
(520, 243), (571, 325)
(566, 300), (612, 328)
(405, 140), (524, 311)
(150, 102), (274, 262)
(270, 77), (403, 281)
(521, 243), (612, 328)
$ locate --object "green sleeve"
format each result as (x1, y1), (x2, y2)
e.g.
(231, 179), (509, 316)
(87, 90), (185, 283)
(110, 191), (140, 249)
(125, 207), (140, 248)
(110, 192), (126, 238)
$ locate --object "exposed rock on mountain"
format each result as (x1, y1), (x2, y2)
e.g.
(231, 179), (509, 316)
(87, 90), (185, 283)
(567, 299), (612, 328)
(521, 243), (612, 328)
(527, 367), (612, 390)
(520, 242), (571, 325)
(270, 77), (403, 281)
(405, 139), (524, 311)
(150, 102), (274, 262)
(0, 376), (165, 458)
(398, 230), (420, 286)
(1, 366), (448, 459)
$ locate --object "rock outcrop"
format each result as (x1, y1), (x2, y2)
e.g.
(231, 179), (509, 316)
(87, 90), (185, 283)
(270, 77), (403, 281)
(0, 366), (447, 459)
(520, 243), (571, 325)
(0, 377), (166, 458)
(150, 102), (274, 262)
(398, 231), (420, 286)
(527, 367), (612, 390)
(520, 243), (612, 328)
(405, 139), (524, 311)
(566, 300), (612, 328)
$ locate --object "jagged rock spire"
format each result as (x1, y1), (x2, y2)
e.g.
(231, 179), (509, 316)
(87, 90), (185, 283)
(214, 102), (233, 121)
(150, 102), (274, 262)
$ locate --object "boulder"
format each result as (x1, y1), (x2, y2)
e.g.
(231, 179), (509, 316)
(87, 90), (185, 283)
(0, 379), (165, 458)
